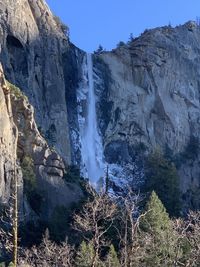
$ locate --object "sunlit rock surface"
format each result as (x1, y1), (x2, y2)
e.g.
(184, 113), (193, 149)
(95, 22), (200, 203)
(0, 0), (72, 163)
(0, 0), (200, 210)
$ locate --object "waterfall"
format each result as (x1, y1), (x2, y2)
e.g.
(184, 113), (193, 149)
(76, 53), (143, 191)
(78, 53), (104, 186)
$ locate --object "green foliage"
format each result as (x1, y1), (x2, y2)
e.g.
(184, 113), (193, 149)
(6, 80), (27, 101)
(141, 191), (171, 235)
(173, 136), (200, 167)
(21, 156), (36, 192)
(49, 205), (69, 242)
(13, 190), (200, 266)
(140, 192), (177, 267)
(54, 15), (69, 36)
(128, 33), (134, 43)
(48, 198), (88, 243)
(63, 166), (90, 197)
(183, 135), (199, 160)
(95, 45), (105, 54)
(21, 156), (42, 213)
(178, 236), (192, 264)
(63, 165), (81, 183)
(75, 241), (95, 267)
(116, 41), (125, 48)
(144, 148), (181, 216)
(105, 245), (120, 267)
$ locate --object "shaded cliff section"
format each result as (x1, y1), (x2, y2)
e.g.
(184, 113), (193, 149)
(0, 0), (200, 212)
(0, 0), (85, 228)
(0, 0), (84, 165)
(93, 21), (200, 209)
(0, 64), (19, 208)
(0, 62), (83, 225)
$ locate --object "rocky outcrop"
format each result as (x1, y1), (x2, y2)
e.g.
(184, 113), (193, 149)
(0, 0), (85, 221)
(0, 0), (77, 164)
(93, 22), (200, 207)
(0, 0), (200, 212)
(0, 64), (19, 205)
(0, 63), (83, 221)
(9, 81), (83, 219)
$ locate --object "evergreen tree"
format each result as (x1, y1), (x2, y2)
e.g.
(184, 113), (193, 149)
(105, 245), (120, 267)
(105, 165), (109, 193)
(116, 41), (125, 48)
(95, 45), (104, 54)
(75, 241), (104, 267)
(127, 33), (134, 44)
(141, 191), (171, 235)
(75, 241), (95, 267)
(144, 148), (181, 216)
(140, 191), (177, 266)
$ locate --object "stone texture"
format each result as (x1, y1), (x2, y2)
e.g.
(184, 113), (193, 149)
(0, 57), (83, 221)
(0, 0), (200, 212)
(0, 0), (73, 163)
(9, 81), (83, 219)
(0, 0), (84, 221)
(93, 22), (200, 201)
(0, 63), (18, 204)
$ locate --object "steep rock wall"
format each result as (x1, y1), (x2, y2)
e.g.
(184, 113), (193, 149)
(0, 0), (85, 220)
(0, 0), (79, 164)
(0, 63), (83, 221)
(0, 64), (19, 205)
(94, 22), (200, 205)
(9, 81), (83, 220)
(0, 0), (200, 211)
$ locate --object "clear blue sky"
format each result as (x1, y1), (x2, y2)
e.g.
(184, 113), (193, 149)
(46, 0), (200, 52)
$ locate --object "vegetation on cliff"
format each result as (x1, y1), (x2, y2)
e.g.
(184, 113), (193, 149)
(144, 148), (181, 216)
(1, 185), (200, 266)
(6, 81), (27, 101)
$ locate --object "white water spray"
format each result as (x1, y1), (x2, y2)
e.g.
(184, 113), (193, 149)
(79, 53), (104, 185)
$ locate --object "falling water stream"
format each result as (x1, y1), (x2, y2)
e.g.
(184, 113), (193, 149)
(80, 53), (104, 185)
(77, 53), (142, 190)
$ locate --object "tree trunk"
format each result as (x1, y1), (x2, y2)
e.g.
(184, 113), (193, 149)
(13, 160), (18, 267)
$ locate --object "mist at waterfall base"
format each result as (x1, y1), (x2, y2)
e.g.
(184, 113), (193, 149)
(78, 53), (104, 187)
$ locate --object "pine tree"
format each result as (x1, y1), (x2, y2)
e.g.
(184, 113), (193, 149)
(144, 148), (181, 216)
(75, 241), (95, 267)
(141, 191), (171, 235)
(95, 45), (104, 54)
(105, 165), (109, 193)
(140, 191), (177, 266)
(116, 41), (125, 48)
(105, 245), (120, 267)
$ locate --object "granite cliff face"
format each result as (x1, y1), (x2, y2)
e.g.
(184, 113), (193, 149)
(0, 0), (200, 214)
(0, 62), (83, 221)
(10, 81), (83, 220)
(0, 0), (79, 164)
(0, 0), (84, 223)
(98, 23), (199, 153)
(93, 22), (200, 206)
(0, 64), (19, 205)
